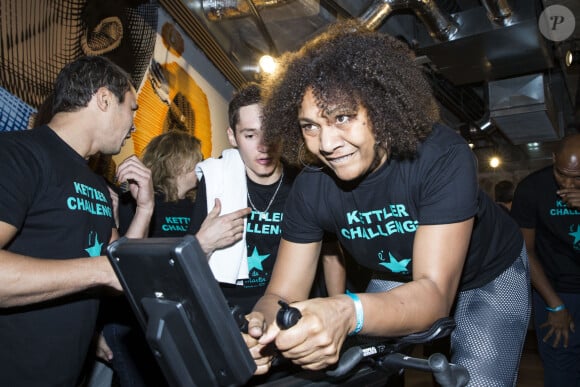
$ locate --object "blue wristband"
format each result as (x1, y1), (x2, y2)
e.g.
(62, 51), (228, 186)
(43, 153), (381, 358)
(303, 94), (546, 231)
(346, 290), (364, 336)
(545, 304), (566, 312)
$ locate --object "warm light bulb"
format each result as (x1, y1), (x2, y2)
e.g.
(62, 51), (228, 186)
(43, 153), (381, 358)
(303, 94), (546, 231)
(565, 49), (580, 67)
(566, 50), (573, 67)
(489, 156), (501, 168)
(259, 55), (277, 74)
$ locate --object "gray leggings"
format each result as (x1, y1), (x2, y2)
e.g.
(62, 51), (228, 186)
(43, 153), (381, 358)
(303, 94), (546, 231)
(366, 246), (531, 386)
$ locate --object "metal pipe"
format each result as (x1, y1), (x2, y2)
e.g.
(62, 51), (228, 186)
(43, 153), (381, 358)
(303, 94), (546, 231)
(202, 0), (295, 21)
(480, 0), (513, 26)
(358, 0), (458, 41)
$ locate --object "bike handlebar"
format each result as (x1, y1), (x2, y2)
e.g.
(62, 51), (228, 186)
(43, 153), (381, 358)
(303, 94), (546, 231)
(326, 317), (469, 387)
(231, 304), (469, 387)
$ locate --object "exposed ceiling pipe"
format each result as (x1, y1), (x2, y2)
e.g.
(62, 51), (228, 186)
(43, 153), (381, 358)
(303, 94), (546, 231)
(358, 0), (458, 41)
(246, 0), (279, 55)
(480, 0), (513, 26)
(202, 0), (295, 21)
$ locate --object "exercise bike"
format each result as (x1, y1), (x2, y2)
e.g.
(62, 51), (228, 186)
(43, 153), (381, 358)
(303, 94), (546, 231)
(234, 302), (470, 387)
(107, 235), (468, 387)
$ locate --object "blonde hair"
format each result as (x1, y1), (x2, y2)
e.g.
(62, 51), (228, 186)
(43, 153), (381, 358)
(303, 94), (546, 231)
(141, 130), (202, 202)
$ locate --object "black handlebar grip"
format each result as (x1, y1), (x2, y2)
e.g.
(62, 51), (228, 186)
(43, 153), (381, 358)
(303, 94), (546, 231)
(230, 304), (249, 334)
(429, 352), (470, 387)
(326, 347), (364, 377)
(276, 300), (302, 329)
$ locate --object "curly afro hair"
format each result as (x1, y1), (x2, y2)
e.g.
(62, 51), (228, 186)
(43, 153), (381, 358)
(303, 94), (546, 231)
(261, 20), (440, 166)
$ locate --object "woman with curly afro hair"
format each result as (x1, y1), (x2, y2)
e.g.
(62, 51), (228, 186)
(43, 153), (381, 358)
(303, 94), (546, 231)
(244, 20), (531, 386)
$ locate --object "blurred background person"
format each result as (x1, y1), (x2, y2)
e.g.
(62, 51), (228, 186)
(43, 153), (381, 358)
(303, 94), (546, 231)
(494, 179), (515, 214)
(102, 129), (203, 387)
(511, 134), (580, 386)
(102, 129), (250, 387)
(140, 130), (203, 237)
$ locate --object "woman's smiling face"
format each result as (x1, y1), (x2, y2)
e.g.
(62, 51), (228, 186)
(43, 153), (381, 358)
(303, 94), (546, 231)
(298, 88), (386, 181)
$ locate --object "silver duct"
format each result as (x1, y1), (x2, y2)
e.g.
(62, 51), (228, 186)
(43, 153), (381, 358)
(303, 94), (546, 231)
(358, 0), (458, 41)
(202, 0), (294, 21)
(480, 0), (513, 26)
(488, 73), (560, 144)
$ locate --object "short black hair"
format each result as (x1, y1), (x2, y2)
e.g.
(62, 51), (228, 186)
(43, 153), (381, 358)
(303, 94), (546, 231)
(228, 82), (261, 131)
(494, 180), (515, 203)
(52, 55), (133, 115)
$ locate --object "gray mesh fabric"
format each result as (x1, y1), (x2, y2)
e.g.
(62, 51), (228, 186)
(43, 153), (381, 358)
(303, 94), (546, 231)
(366, 246), (531, 386)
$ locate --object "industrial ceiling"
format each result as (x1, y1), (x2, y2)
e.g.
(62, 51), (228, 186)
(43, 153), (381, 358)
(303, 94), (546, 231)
(161, 0), (580, 172)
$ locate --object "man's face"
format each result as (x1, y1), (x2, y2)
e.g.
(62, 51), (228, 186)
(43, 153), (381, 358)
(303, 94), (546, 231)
(553, 152), (580, 190)
(227, 103), (281, 184)
(102, 87), (138, 155)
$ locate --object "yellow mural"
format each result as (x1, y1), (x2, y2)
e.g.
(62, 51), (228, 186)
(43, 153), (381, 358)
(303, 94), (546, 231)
(0, 3), (213, 161)
(132, 22), (212, 159)
(133, 61), (212, 158)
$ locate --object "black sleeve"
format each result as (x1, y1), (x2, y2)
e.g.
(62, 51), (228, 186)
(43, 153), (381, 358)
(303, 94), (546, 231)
(117, 189), (136, 236)
(510, 173), (537, 229)
(187, 176), (209, 234)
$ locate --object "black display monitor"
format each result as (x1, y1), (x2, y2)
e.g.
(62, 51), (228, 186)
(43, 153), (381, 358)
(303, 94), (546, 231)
(106, 235), (256, 387)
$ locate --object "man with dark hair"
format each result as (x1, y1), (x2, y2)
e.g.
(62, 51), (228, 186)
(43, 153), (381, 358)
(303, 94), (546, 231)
(190, 83), (344, 313)
(189, 82), (301, 311)
(0, 55), (154, 386)
(511, 134), (580, 386)
(188, 82), (344, 384)
(495, 179), (515, 213)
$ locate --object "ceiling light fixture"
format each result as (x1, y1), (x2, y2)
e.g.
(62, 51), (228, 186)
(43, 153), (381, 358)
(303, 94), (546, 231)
(258, 55), (277, 74)
(565, 49), (580, 67)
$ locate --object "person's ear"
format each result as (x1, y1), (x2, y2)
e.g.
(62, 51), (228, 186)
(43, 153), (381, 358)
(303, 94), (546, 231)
(227, 127), (238, 148)
(81, 16), (123, 55)
(95, 88), (111, 111)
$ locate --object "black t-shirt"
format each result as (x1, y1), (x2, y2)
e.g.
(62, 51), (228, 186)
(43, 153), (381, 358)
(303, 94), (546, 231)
(511, 165), (580, 292)
(149, 193), (195, 237)
(0, 126), (114, 385)
(117, 191), (195, 238)
(189, 165), (298, 313)
(282, 124), (522, 290)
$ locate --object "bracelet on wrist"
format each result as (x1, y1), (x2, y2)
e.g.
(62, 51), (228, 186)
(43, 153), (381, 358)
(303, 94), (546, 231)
(545, 304), (566, 313)
(345, 290), (364, 336)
